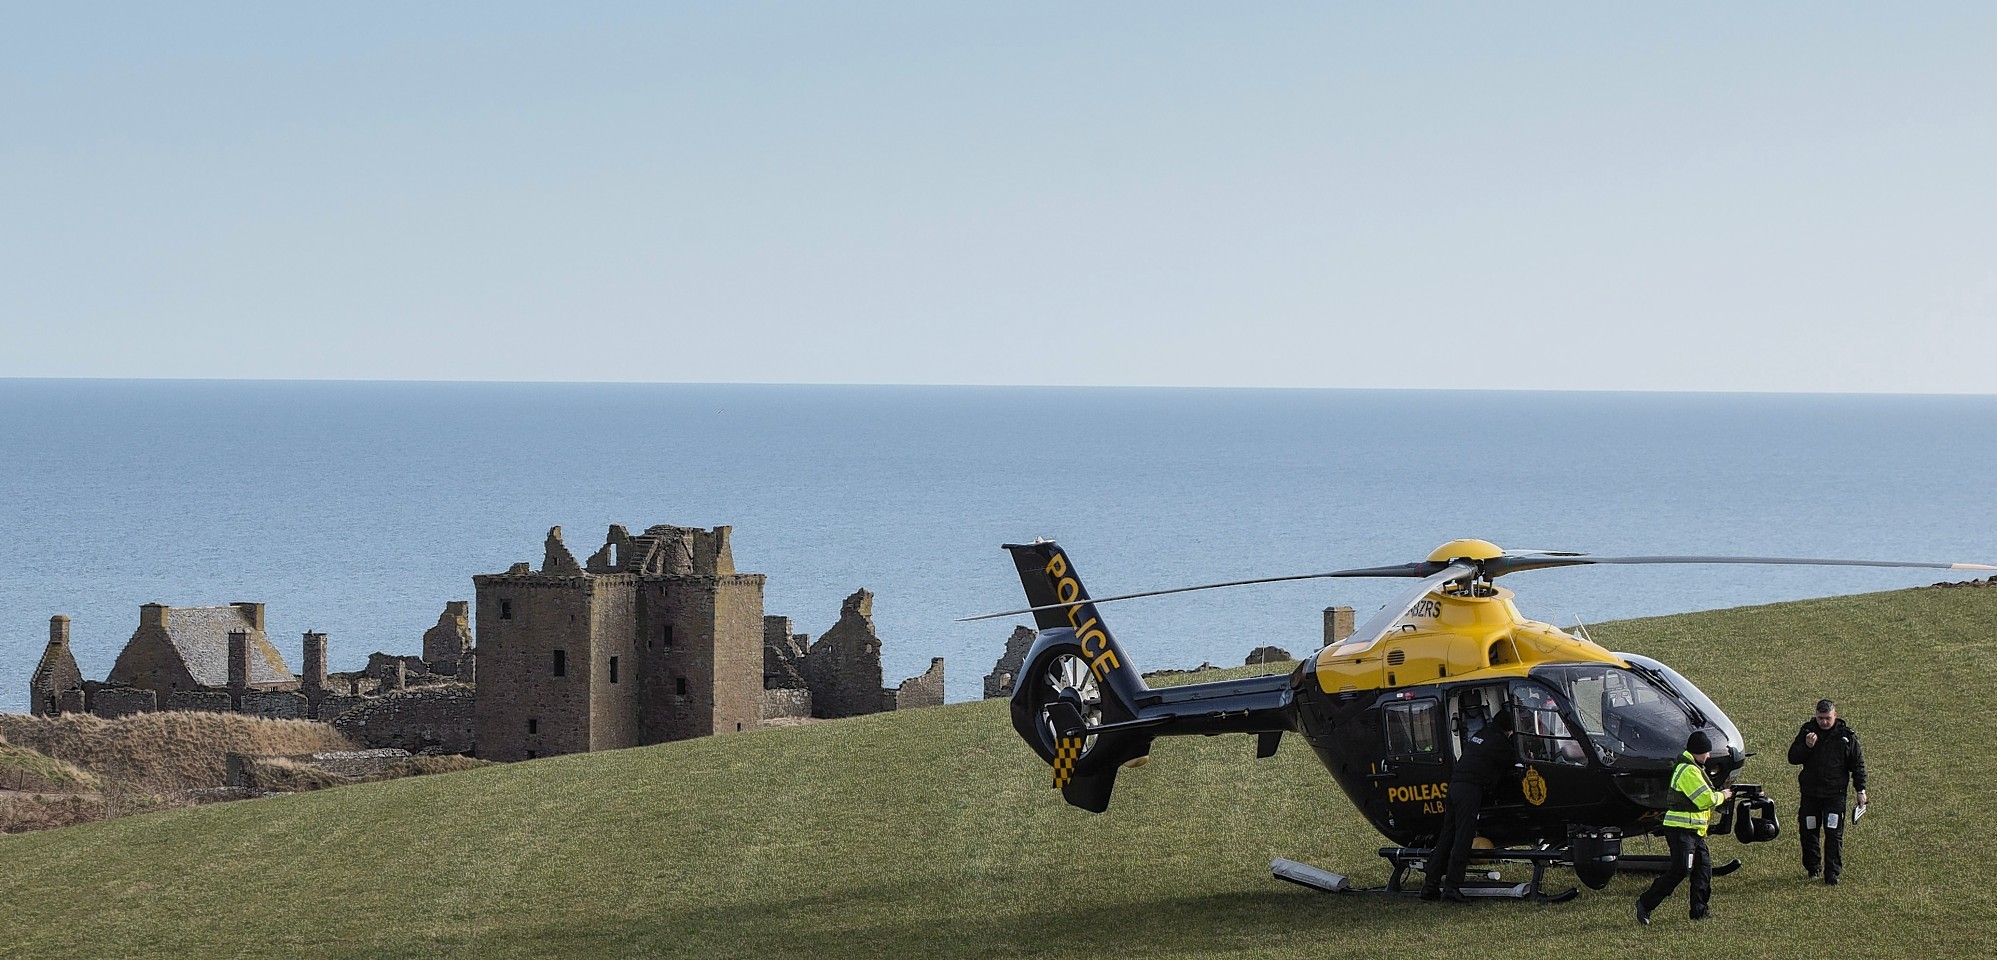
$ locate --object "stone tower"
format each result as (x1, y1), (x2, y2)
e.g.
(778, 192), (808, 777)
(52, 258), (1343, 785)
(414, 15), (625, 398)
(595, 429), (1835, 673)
(473, 524), (767, 762)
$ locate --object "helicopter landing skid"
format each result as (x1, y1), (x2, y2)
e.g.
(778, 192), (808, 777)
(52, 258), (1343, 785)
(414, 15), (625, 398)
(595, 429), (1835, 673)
(1270, 851), (1580, 903)
(1378, 847), (1580, 903)
(1613, 854), (1745, 877)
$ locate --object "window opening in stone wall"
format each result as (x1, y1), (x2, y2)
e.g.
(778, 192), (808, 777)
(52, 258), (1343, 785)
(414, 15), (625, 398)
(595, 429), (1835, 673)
(527, 750), (537, 759)
(676, 676), (687, 696)
(528, 718), (538, 734)
(661, 623), (673, 652)
(610, 656), (619, 684)
(500, 600), (512, 620)
(553, 649), (566, 677)
(736, 722), (743, 732)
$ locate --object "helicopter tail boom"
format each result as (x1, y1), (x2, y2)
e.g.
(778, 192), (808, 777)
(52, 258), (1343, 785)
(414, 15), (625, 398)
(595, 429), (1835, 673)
(1002, 541), (1295, 813)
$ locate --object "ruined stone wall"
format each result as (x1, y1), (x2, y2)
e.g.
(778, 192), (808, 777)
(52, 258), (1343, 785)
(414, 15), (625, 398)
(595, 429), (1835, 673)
(165, 690), (235, 713)
(984, 626), (1036, 699)
(315, 694), (368, 724)
(889, 658), (946, 711)
(332, 686), (476, 755)
(423, 601), (475, 668)
(762, 687), (813, 721)
(474, 573), (597, 762)
(803, 590), (886, 719)
(91, 687), (157, 719)
(691, 526), (735, 575)
(367, 653), (429, 683)
(241, 690), (310, 720)
(763, 616), (808, 690)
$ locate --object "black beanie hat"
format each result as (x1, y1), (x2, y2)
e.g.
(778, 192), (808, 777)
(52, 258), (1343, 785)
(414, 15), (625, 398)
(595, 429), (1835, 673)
(1687, 731), (1713, 754)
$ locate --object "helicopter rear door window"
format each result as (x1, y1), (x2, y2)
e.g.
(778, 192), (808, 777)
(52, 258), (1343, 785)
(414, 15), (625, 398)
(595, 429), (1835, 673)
(1383, 698), (1440, 758)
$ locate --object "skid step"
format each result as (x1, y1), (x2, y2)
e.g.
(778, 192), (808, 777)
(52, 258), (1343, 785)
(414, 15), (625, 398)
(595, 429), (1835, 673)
(1272, 858), (1352, 892)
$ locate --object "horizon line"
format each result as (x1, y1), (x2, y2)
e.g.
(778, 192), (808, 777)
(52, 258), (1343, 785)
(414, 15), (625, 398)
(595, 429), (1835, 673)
(2, 375), (1994, 400)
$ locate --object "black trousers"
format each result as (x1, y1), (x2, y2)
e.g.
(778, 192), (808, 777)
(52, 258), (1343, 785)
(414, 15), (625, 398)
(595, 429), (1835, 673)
(1798, 794), (1847, 880)
(1638, 828), (1712, 919)
(1424, 781), (1487, 891)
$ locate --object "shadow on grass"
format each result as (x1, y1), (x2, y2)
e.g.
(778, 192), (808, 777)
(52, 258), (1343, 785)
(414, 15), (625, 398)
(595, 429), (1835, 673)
(309, 883), (1411, 960)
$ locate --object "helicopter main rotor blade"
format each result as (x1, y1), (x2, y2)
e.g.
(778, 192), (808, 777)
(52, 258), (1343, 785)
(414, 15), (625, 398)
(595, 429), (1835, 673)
(954, 561), (1446, 623)
(1323, 561), (1481, 658)
(1485, 554), (1997, 578)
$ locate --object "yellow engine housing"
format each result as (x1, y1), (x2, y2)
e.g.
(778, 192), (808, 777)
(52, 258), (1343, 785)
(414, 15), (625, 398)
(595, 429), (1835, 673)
(1313, 584), (1624, 693)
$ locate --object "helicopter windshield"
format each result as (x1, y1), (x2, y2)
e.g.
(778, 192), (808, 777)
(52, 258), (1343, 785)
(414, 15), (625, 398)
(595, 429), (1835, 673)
(1531, 664), (1696, 764)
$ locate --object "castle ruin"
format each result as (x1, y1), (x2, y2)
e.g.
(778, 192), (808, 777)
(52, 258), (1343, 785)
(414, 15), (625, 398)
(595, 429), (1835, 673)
(473, 524), (945, 759)
(26, 520), (946, 761)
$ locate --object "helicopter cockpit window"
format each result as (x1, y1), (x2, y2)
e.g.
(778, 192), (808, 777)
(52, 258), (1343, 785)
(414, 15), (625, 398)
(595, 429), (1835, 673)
(1532, 664), (1695, 764)
(1382, 698), (1440, 759)
(1511, 682), (1588, 766)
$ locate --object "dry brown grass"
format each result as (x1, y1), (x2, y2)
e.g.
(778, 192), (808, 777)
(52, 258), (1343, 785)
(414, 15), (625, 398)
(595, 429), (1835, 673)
(237, 756), (353, 793)
(0, 793), (104, 833)
(232, 753), (494, 794)
(375, 754), (489, 777)
(0, 712), (487, 836)
(0, 711), (356, 793)
(0, 738), (101, 793)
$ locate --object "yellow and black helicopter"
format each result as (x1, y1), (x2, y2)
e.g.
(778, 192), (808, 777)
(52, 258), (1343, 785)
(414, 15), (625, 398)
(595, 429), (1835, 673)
(967, 538), (1993, 901)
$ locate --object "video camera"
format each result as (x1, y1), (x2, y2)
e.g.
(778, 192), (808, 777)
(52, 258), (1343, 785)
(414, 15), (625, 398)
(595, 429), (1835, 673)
(1713, 782), (1781, 843)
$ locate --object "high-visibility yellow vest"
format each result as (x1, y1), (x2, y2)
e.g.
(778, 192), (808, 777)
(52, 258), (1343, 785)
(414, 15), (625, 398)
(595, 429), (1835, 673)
(1662, 752), (1723, 834)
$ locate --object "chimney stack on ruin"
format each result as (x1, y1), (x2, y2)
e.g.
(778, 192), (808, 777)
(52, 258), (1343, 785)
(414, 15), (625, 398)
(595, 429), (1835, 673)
(227, 628), (251, 710)
(140, 603), (166, 629)
(302, 631), (328, 702)
(1324, 606), (1356, 646)
(49, 614), (70, 648)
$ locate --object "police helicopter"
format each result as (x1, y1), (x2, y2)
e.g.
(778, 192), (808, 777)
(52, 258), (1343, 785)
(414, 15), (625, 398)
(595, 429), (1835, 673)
(963, 538), (1994, 901)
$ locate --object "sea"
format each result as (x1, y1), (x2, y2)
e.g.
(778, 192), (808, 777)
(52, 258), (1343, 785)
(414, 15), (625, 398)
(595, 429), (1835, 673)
(3, 379), (1995, 715)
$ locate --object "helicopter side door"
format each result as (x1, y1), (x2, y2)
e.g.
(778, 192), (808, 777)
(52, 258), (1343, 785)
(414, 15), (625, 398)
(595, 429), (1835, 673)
(1372, 693), (1449, 830)
(1508, 678), (1596, 819)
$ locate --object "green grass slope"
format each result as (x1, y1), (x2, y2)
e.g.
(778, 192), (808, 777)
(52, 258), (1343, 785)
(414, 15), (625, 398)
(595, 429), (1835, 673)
(3, 587), (1993, 959)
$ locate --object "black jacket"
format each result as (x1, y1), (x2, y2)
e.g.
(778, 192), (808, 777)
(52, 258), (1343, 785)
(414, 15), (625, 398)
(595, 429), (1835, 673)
(1787, 718), (1867, 798)
(1452, 726), (1516, 791)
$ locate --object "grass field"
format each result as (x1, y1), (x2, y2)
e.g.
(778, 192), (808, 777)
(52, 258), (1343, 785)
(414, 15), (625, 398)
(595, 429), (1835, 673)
(2, 586), (1993, 959)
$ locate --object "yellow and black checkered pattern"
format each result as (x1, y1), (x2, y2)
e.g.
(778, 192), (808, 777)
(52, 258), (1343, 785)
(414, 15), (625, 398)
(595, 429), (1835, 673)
(1051, 736), (1084, 788)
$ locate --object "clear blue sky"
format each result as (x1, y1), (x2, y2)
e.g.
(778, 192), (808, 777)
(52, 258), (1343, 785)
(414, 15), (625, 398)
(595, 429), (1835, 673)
(4, 4), (1994, 392)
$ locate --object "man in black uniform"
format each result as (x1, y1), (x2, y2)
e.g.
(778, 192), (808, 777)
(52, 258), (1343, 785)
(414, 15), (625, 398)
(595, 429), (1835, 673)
(1788, 698), (1868, 884)
(1420, 708), (1516, 903)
